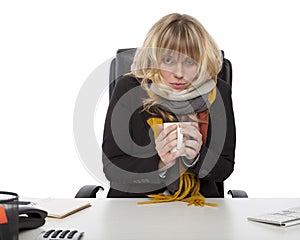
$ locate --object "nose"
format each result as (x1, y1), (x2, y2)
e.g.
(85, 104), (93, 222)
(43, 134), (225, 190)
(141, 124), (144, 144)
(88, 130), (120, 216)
(174, 62), (184, 79)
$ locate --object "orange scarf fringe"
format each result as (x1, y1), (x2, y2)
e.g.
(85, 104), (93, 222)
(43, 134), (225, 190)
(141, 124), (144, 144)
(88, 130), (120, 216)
(138, 171), (218, 207)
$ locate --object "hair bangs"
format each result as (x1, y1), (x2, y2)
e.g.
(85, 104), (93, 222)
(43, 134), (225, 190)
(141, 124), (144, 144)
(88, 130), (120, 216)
(156, 22), (201, 64)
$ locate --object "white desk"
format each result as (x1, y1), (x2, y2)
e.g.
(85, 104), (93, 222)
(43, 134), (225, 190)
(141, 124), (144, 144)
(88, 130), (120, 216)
(19, 198), (300, 240)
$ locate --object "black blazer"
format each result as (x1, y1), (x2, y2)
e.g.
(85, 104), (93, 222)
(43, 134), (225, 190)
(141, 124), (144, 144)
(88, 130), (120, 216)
(102, 75), (236, 198)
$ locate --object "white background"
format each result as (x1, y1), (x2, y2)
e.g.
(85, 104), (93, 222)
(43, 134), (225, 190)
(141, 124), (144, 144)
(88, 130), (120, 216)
(1, 0), (299, 198)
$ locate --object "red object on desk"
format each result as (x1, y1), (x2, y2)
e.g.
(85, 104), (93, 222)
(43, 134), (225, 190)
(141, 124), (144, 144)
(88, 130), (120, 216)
(0, 206), (8, 224)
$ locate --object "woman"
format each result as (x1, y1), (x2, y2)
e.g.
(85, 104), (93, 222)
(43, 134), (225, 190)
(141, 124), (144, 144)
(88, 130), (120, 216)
(102, 13), (235, 206)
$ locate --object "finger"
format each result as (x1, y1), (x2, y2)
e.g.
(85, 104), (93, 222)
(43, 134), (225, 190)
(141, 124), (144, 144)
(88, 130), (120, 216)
(161, 143), (186, 164)
(155, 124), (178, 153)
(184, 146), (199, 160)
(175, 147), (186, 158)
(156, 124), (177, 143)
(155, 128), (178, 150)
(184, 139), (202, 152)
(164, 124), (178, 135)
(160, 151), (178, 165)
(157, 138), (178, 156)
(179, 122), (198, 129)
(184, 138), (202, 159)
(181, 125), (202, 141)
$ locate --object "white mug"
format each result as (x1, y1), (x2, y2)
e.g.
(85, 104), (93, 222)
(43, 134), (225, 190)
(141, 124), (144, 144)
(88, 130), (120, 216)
(163, 122), (191, 155)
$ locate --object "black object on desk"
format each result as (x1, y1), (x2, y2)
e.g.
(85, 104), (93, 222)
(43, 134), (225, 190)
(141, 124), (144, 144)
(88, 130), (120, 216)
(19, 205), (47, 230)
(0, 191), (19, 240)
(36, 229), (84, 240)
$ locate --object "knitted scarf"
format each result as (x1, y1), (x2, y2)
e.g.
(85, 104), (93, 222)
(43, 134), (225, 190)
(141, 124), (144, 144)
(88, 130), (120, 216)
(138, 79), (218, 207)
(149, 79), (216, 115)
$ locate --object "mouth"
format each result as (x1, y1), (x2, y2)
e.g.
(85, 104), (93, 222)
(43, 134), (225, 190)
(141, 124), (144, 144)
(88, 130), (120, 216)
(170, 82), (188, 90)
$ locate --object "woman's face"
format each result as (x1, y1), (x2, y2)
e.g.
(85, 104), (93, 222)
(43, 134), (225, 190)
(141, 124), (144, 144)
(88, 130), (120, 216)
(159, 52), (198, 92)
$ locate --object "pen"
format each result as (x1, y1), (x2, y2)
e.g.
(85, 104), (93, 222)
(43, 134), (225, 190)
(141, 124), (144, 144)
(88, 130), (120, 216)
(19, 201), (35, 205)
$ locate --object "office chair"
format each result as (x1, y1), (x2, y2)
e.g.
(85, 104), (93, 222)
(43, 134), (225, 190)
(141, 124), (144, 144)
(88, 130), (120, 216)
(75, 48), (248, 198)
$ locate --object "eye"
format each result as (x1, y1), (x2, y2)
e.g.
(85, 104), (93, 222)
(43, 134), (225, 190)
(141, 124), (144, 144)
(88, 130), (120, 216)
(183, 58), (195, 65)
(162, 56), (176, 65)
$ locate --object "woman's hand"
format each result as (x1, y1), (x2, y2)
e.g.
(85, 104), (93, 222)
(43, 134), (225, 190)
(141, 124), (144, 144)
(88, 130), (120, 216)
(155, 123), (185, 170)
(180, 122), (202, 160)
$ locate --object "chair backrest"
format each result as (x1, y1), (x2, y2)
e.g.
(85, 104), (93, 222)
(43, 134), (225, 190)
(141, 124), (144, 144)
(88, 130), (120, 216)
(108, 48), (233, 197)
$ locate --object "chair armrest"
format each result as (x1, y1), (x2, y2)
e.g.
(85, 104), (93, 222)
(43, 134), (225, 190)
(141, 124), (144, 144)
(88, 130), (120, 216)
(75, 185), (104, 198)
(227, 190), (248, 198)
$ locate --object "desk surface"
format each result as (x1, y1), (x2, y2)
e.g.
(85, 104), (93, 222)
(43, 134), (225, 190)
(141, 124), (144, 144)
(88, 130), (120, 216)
(19, 198), (300, 240)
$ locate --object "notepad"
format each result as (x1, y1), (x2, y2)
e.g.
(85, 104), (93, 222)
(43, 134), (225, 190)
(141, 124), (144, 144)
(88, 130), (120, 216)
(35, 198), (91, 219)
(248, 206), (300, 227)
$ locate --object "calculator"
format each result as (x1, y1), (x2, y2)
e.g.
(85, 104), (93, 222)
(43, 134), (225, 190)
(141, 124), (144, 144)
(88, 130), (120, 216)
(36, 229), (84, 240)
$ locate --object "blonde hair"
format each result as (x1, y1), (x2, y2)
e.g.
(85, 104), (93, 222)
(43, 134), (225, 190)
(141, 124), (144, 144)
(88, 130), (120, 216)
(131, 13), (223, 121)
